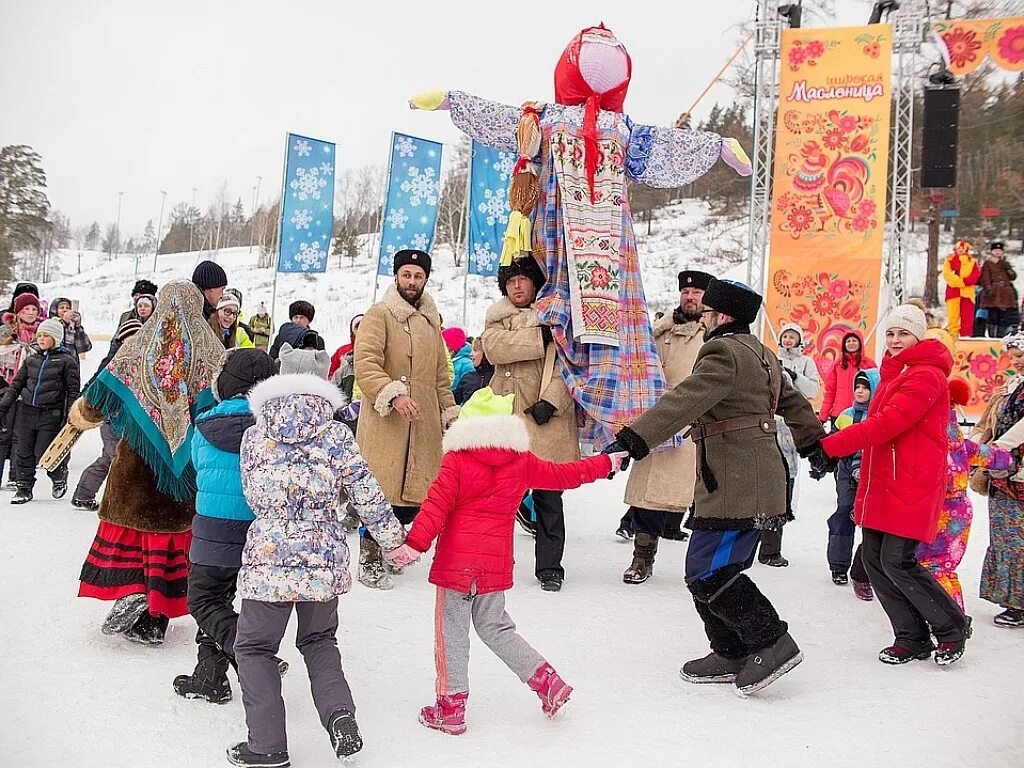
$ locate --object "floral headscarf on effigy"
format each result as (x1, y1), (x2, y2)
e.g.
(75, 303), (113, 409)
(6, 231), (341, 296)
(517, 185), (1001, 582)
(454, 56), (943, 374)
(85, 280), (224, 500)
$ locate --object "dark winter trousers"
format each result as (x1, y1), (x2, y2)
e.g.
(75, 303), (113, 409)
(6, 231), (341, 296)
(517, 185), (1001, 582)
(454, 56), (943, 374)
(986, 307), (1018, 339)
(860, 528), (968, 646)
(625, 506), (666, 537)
(685, 529), (788, 659)
(828, 508), (856, 572)
(13, 403), (67, 489)
(392, 505), (419, 526)
(0, 402), (19, 482)
(73, 423), (117, 501)
(533, 490), (565, 578)
(187, 564), (239, 679)
(236, 598), (354, 754)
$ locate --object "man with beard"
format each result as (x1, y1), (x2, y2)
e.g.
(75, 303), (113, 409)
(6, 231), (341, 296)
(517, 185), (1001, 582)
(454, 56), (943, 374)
(606, 279), (831, 695)
(618, 270), (713, 584)
(482, 254), (580, 592)
(354, 249), (460, 589)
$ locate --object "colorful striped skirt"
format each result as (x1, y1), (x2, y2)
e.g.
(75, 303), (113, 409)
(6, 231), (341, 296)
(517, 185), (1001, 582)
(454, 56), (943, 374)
(79, 520), (192, 618)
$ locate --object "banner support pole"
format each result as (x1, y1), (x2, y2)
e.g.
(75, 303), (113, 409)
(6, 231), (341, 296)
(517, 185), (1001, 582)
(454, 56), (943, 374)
(373, 133), (397, 305)
(269, 132), (290, 328)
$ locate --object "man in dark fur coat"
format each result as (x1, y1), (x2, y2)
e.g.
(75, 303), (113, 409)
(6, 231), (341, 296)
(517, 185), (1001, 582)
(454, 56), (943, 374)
(609, 279), (832, 695)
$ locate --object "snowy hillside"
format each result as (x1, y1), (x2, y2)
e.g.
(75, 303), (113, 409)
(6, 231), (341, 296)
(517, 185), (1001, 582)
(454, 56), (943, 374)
(31, 200), (960, 349)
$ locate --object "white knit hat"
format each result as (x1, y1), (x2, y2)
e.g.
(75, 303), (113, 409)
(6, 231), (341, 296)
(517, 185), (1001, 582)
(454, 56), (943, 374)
(883, 304), (928, 341)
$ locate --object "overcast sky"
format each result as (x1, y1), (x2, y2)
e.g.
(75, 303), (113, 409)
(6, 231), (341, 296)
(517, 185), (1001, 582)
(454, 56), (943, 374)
(2, 0), (878, 237)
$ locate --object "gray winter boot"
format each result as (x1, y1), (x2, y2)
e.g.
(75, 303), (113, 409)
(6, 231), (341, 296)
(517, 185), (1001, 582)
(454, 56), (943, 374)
(622, 533), (658, 584)
(733, 632), (803, 696)
(680, 652), (749, 684)
(357, 536), (393, 591)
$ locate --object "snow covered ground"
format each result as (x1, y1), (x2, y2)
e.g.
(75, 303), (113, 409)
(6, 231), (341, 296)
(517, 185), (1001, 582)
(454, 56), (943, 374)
(2, 353), (1022, 768)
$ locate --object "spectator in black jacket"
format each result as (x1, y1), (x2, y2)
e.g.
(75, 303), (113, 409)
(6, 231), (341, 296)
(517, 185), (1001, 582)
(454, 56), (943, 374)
(453, 337), (494, 405)
(0, 318), (81, 504)
(268, 300), (321, 360)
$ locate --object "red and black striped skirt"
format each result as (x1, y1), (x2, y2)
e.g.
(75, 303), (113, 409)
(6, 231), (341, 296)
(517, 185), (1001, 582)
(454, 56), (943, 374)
(79, 521), (192, 618)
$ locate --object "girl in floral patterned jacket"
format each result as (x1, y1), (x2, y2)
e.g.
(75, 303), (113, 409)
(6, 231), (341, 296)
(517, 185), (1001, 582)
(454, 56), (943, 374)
(228, 373), (406, 767)
(916, 378), (1015, 610)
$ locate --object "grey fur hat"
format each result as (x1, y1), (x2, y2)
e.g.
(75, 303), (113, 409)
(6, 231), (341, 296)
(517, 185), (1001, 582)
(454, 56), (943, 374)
(278, 342), (331, 379)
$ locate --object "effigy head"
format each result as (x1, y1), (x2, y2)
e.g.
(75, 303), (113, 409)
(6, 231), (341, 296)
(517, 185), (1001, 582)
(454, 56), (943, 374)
(554, 24), (631, 110)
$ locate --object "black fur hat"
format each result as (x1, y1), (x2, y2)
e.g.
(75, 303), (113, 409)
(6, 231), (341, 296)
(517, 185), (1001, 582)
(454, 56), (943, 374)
(497, 255), (546, 296)
(677, 270), (714, 291)
(702, 279), (762, 324)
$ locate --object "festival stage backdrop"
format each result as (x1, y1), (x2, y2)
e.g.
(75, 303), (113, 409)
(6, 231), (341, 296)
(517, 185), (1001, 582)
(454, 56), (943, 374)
(955, 337), (1016, 421)
(467, 140), (515, 278)
(377, 132), (443, 276)
(933, 16), (1024, 76)
(278, 133), (335, 273)
(764, 25), (892, 369)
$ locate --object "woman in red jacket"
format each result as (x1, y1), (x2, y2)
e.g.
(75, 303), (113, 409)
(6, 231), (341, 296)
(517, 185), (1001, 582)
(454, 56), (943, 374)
(819, 331), (876, 423)
(822, 305), (969, 666)
(385, 388), (623, 735)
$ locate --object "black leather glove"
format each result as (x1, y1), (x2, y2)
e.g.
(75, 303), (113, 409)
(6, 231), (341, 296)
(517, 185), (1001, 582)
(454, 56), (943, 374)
(807, 441), (838, 480)
(540, 325), (553, 346)
(525, 399), (556, 426)
(601, 440), (631, 476)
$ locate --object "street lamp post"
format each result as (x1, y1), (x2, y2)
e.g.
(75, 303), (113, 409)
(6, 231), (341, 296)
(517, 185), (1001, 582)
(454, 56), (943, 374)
(154, 189), (167, 272)
(249, 175), (262, 253)
(189, 187), (198, 253)
(114, 191), (124, 258)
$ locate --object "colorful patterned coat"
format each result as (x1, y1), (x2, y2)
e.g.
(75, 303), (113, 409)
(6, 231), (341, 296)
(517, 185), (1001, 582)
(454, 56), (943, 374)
(237, 374), (406, 603)
(446, 90), (729, 447)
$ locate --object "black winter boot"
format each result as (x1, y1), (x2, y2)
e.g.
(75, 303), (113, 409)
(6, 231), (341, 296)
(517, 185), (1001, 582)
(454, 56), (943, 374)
(226, 742), (290, 768)
(11, 485), (32, 504)
(71, 496), (100, 511)
(174, 653), (232, 704)
(662, 511), (689, 541)
(124, 611), (169, 645)
(680, 652), (749, 684)
(681, 591), (750, 682)
(101, 593), (148, 635)
(622, 532), (658, 584)
(734, 632), (804, 695)
(327, 708), (363, 758)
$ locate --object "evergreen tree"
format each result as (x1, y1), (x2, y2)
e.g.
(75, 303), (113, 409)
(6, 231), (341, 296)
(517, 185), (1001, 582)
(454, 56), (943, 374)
(0, 144), (52, 286)
(142, 219), (156, 252)
(85, 221), (100, 250)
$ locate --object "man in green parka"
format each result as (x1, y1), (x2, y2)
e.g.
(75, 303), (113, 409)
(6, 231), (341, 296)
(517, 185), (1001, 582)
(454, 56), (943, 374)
(609, 279), (833, 696)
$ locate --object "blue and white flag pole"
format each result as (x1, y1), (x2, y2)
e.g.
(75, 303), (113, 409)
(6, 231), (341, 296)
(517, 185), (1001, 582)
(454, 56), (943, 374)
(371, 134), (397, 305)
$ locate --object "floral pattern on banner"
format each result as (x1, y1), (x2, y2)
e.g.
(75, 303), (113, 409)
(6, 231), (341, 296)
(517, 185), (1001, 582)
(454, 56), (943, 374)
(953, 339), (1017, 417)
(769, 267), (874, 364)
(787, 36), (840, 71)
(933, 17), (1024, 75)
(776, 109), (881, 242)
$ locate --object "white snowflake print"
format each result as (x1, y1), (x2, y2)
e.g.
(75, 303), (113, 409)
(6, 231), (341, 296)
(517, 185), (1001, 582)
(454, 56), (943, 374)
(386, 208), (409, 230)
(290, 209), (313, 230)
(409, 232), (429, 251)
(295, 241), (325, 269)
(395, 136), (417, 158)
(472, 242), (498, 274)
(477, 188), (509, 226)
(319, 161), (333, 177)
(294, 139), (312, 157)
(493, 152), (516, 181)
(289, 166), (328, 201)
(400, 166), (439, 207)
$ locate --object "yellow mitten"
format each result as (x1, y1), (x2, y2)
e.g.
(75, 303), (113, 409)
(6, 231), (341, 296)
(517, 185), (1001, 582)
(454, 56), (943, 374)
(409, 90), (449, 111)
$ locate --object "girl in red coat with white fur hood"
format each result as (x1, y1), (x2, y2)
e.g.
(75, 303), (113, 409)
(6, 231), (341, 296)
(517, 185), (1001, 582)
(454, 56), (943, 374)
(385, 388), (626, 736)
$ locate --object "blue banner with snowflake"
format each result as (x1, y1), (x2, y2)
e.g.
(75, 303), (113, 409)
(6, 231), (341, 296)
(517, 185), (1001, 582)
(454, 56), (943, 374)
(467, 140), (514, 277)
(278, 133), (335, 273)
(377, 132), (443, 276)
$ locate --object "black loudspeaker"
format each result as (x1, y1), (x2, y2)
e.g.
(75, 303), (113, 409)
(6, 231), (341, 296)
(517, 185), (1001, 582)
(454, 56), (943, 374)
(920, 85), (961, 188)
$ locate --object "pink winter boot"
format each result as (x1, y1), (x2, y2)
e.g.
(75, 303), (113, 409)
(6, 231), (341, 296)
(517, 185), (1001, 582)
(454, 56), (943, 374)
(527, 663), (573, 718)
(419, 692), (468, 735)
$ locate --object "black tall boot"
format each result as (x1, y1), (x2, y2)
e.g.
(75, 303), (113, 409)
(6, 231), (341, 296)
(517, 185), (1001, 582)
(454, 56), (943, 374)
(173, 650), (232, 704)
(680, 593), (750, 683)
(622, 533), (658, 584)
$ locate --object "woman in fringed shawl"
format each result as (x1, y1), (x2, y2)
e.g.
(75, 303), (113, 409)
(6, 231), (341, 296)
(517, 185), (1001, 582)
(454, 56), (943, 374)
(410, 24), (750, 447)
(70, 280), (224, 645)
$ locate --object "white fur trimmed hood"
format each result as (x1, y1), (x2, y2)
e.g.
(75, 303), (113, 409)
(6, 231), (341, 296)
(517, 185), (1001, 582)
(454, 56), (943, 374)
(442, 414), (531, 455)
(247, 373), (345, 415)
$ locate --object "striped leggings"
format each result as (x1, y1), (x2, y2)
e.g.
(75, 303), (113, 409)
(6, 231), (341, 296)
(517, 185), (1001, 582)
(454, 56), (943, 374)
(433, 586), (544, 695)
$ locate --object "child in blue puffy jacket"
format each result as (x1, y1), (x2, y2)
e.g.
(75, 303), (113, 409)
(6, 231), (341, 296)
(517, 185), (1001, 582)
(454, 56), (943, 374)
(172, 348), (276, 705)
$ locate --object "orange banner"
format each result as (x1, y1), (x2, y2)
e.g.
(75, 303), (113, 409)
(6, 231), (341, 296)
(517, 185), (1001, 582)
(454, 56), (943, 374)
(954, 337), (1016, 420)
(933, 17), (1024, 76)
(765, 25), (892, 357)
